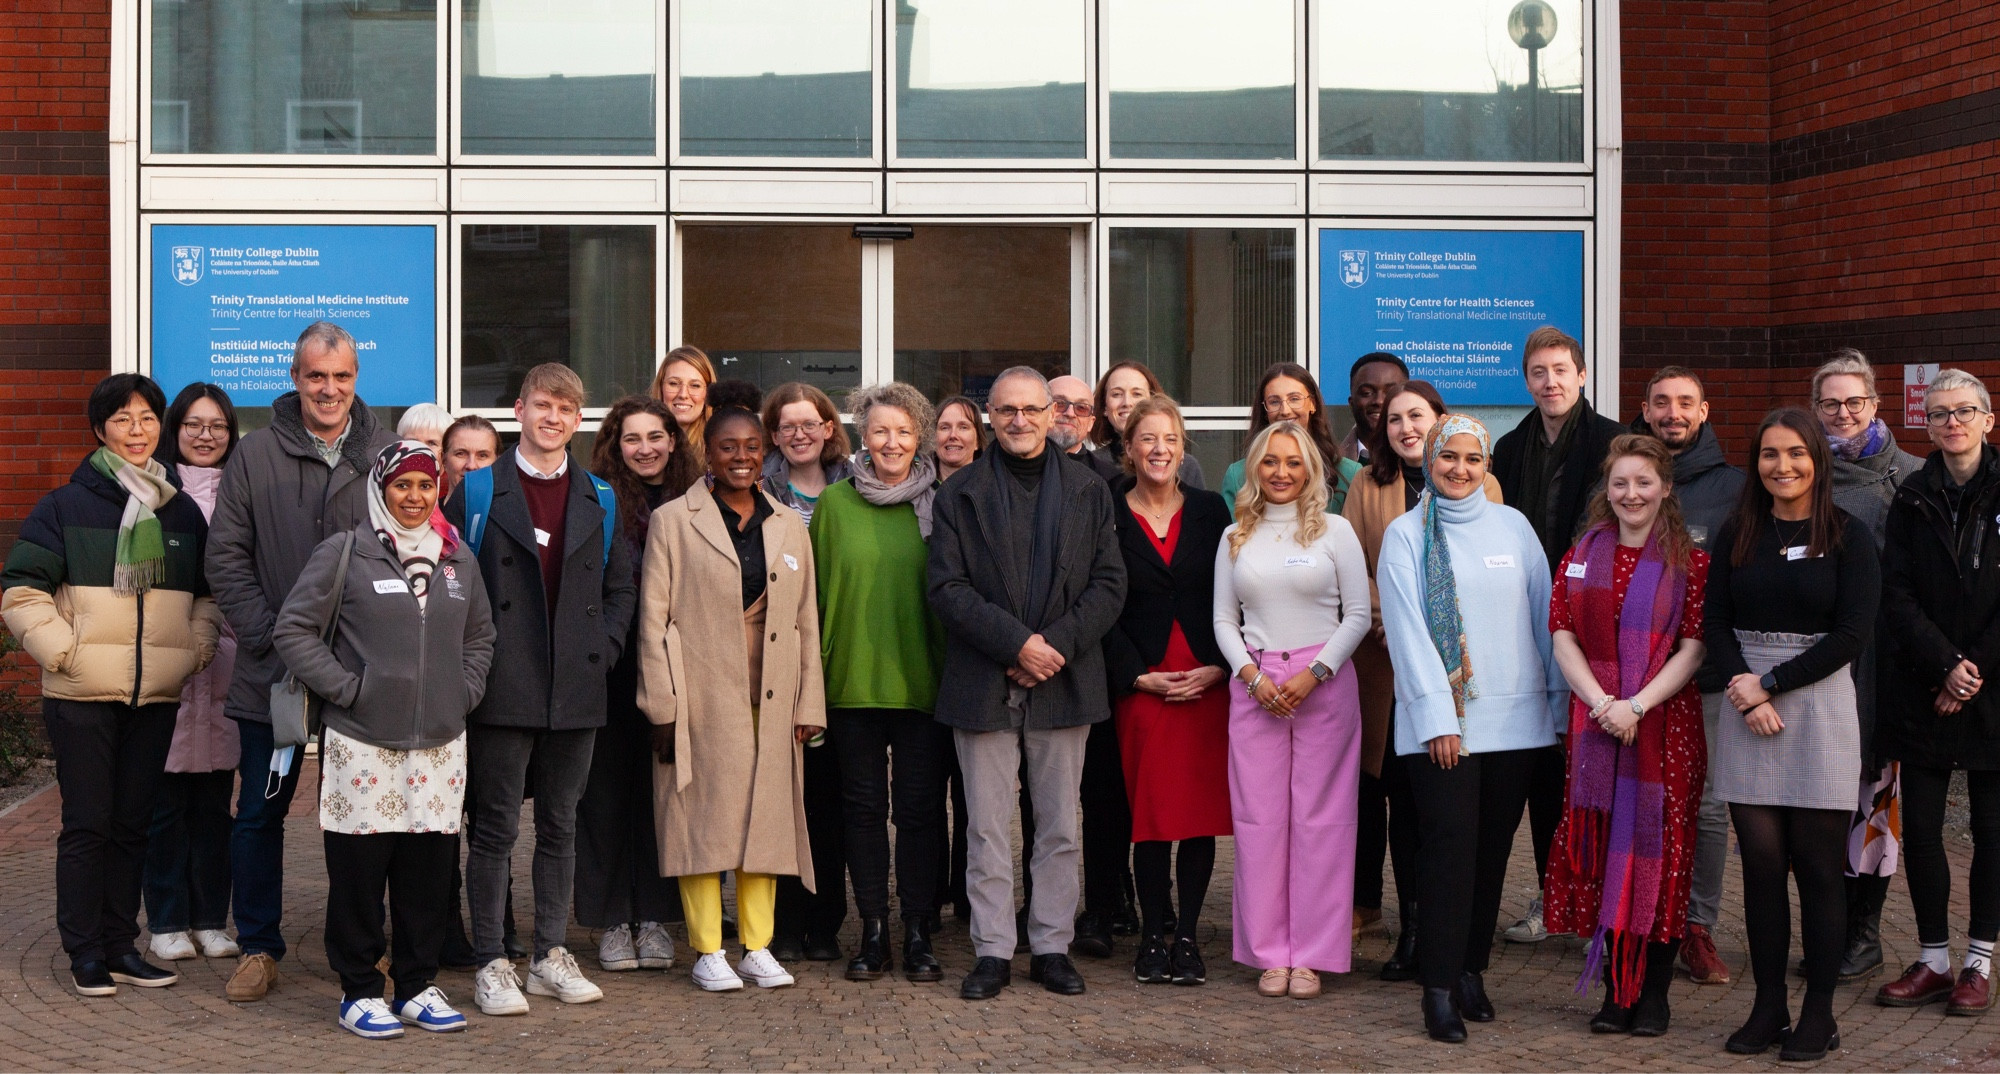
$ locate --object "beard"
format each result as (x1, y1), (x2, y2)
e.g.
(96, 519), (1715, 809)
(1049, 425), (1083, 451)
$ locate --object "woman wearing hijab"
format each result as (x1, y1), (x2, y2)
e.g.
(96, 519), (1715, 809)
(1378, 414), (1565, 1043)
(274, 441), (497, 1039)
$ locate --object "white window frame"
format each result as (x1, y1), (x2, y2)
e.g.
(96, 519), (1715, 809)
(449, 0), (668, 166)
(1097, 0), (1307, 171)
(451, 213), (669, 424)
(668, 0), (885, 169)
(885, 0), (1096, 170)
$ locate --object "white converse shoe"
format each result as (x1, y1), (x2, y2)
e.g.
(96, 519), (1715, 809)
(527, 946), (604, 1004)
(192, 929), (240, 958)
(1504, 893), (1549, 944)
(691, 950), (744, 992)
(598, 924), (638, 971)
(635, 921), (675, 970)
(474, 958), (530, 1016)
(737, 947), (795, 989)
(149, 931), (197, 962)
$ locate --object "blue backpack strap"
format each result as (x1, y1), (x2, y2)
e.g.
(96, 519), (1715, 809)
(591, 474), (617, 567)
(462, 465), (494, 556)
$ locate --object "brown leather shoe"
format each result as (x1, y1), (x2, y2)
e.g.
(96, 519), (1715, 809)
(225, 952), (277, 1002)
(1679, 923), (1731, 985)
(1287, 966), (1321, 999)
(1948, 968), (1994, 1016)
(1876, 961), (1955, 1007)
(1257, 968), (1290, 997)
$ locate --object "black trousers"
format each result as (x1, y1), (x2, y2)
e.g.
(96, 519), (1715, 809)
(42, 698), (176, 966)
(573, 694), (678, 928)
(323, 830), (455, 1004)
(1407, 746), (1539, 989)
(1079, 718), (1133, 917)
(830, 709), (950, 922)
(934, 749), (970, 914)
(1355, 748), (1421, 912)
(1903, 764), (2000, 944)
(1525, 743), (1567, 886)
(776, 735), (848, 940)
(142, 768), (236, 933)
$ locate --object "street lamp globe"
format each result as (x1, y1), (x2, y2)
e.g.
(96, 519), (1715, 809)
(1508, 0), (1557, 50)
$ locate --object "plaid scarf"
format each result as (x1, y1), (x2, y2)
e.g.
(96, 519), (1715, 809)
(1562, 524), (1683, 1007)
(88, 447), (176, 596)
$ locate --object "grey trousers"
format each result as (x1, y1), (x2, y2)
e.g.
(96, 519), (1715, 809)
(955, 722), (1089, 959)
(465, 725), (597, 964)
(1687, 690), (1731, 928)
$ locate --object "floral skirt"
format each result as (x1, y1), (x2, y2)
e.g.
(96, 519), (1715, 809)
(318, 726), (467, 835)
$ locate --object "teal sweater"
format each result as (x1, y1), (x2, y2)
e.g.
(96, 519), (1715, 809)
(808, 480), (943, 713)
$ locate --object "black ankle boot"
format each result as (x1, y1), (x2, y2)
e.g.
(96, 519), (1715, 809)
(1380, 902), (1418, 982)
(903, 917), (942, 982)
(1422, 986), (1467, 1043)
(1725, 1000), (1791, 1055)
(1837, 875), (1887, 983)
(846, 918), (892, 981)
(1631, 943), (1676, 1036)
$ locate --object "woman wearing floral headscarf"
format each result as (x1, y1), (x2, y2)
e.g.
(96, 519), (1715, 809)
(1378, 414), (1566, 1044)
(275, 440), (496, 1040)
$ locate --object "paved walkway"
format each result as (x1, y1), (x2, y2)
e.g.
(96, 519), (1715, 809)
(0, 763), (1993, 1072)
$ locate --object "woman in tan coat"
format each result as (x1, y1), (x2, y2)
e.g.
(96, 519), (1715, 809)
(1340, 380), (1501, 980)
(639, 407), (827, 994)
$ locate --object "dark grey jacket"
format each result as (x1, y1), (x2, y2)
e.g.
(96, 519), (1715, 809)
(441, 448), (637, 732)
(927, 447), (1127, 733)
(273, 526), (496, 751)
(205, 393), (398, 723)
(1831, 439), (1922, 767)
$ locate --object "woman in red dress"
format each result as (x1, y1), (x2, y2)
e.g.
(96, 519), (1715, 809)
(1102, 396), (1233, 987)
(1546, 434), (1710, 1036)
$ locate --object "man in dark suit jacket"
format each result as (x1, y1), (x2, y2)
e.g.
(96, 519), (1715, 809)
(928, 367), (1127, 1001)
(442, 364), (636, 1017)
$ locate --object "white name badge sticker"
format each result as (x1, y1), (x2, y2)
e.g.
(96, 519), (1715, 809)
(373, 578), (411, 595)
(534, 528), (551, 547)
(1284, 555), (1317, 568)
(1566, 562), (1588, 578)
(1785, 546), (1808, 561)
(1484, 554), (1516, 569)
(783, 553), (800, 572)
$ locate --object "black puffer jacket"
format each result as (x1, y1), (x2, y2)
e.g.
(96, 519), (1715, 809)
(1880, 447), (2000, 771)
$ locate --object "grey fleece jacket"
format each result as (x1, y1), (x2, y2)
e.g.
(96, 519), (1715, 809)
(273, 526), (496, 751)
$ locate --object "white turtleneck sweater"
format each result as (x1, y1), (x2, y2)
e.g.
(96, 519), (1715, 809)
(1212, 499), (1371, 676)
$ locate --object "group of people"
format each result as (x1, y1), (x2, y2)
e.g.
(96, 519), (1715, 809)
(2, 321), (1994, 1061)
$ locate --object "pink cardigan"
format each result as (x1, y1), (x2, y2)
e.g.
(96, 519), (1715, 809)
(165, 464), (238, 774)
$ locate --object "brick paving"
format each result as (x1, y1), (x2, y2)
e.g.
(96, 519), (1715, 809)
(0, 764), (1994, 1072)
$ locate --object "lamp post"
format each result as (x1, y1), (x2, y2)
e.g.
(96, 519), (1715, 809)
(1508, 0), (1556, 158)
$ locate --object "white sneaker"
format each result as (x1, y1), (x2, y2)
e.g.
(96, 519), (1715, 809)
(338, 996), (405, 1039)
(1504, 893), (1549, 944)
(635, 921), (675, 970)
(149, 931), (197, 962)
(474, 958), (530, 1016)
(527, 946), (604, 1004)
(192, 929), (240, 958)
(598, 924), (638, 971)
(397, 986), (468, 1032)
(691, 950), (744, 992)
(736, 947), (795, 989)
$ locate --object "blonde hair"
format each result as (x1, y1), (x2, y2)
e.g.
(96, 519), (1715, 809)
(650, 344), (717, 452)
(1229, 421), (1328, 558)
(519, 363), (586, 408)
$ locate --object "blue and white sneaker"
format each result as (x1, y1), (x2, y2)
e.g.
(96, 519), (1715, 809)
(339, 996), (406, 1039)
(397, 986), (468, 1033)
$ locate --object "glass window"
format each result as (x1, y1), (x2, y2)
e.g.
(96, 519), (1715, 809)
(460, 225), (657, 409)
(1187, 426), (1249, 487)
(149, 0), (437, 155)
(1108, 228), (1296, 408)
(678, 0), (873, 158)
(1106, 0), (1294, 160)
(894, 227), (1072, 404)
(894, 0), (1086, 160)
(461, 0), (656, 156)
(1317, 0), (1585, 162)
(681, 226), (864, 393)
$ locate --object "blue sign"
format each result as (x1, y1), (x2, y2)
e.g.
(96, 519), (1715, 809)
(1319, 228), (1584, 406)
(151, 224), (438, 406)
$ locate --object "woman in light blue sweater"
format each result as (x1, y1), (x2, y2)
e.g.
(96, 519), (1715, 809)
(1378, 414), (1566, 1044)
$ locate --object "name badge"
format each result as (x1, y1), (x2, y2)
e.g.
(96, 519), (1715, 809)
(1284, 555), (1317, 568)
(782, 553), (800, 572)
(534, 527), (551, 548)
(1565, 562), (1588, 578)
(1484, 555), (1516, 570)
(1784, 546), (1808, 561)
(373, 578), (410, 595)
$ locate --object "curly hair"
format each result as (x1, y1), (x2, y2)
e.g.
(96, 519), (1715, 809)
(1228, 421), (1328, 558)
(590, 396), (696, 548)
(847, 381), (936, 454)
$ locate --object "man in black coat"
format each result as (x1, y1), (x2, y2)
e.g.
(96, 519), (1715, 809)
(442, 364), (636, 1017)
(929, 367), (1127, 1000)
(1488, 325), (1623, 947)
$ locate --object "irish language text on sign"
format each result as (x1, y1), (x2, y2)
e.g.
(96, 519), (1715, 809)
(151, 224), (438, 406)
(1319, 228), (1585, 406)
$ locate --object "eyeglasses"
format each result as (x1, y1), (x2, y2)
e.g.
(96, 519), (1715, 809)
(103, 414), (160, 432)
(990, 404), (1050, 421)
(1926, 405), (1990, 427)
(1052, 400), (1094, 416)
(775, 422), (827, 438)
(1262, 393), (1310, 413)
(1814, 396), (1875, 416)
(180, 420), (230, 439)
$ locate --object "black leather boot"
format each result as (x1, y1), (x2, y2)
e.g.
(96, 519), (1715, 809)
(846, 917), (892, 980)
(1455, 971), (1495, 1022)
(1422, 987), (1467, 1043)
(1631, 942), (1676, 1036)
(1590, 953), (1633, 1032)
(1837, 874), (1887, 984)
(903, 917), (942, 983)
(1379, 902), (1418, 982)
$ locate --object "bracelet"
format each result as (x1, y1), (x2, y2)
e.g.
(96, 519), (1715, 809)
(1589, 695), (1614, 718)
(1245, 672), (1266, 696)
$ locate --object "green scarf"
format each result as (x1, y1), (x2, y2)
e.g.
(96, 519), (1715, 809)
(88, 446), (176, 595)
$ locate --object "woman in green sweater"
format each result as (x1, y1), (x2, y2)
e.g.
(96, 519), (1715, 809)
(811, 381), (949, 984)
(1220, 363), (1362, 515)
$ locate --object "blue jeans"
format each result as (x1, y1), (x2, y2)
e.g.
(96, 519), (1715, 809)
(230, 717), (302, 959)
(142, 769), (235, 933)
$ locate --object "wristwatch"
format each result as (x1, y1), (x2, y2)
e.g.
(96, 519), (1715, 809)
(1310, 661), (1334, 683)
(1629, 698), (1646, 718)
(1759, 671), (1779, 694)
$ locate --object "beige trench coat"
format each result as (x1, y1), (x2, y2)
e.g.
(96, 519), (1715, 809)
(638, 488), (826, 887)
